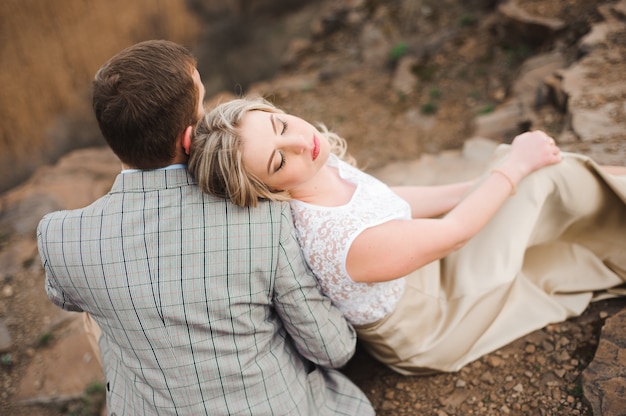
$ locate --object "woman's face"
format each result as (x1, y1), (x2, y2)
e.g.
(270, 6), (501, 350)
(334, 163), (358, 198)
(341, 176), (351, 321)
(239, 110), (330, 193)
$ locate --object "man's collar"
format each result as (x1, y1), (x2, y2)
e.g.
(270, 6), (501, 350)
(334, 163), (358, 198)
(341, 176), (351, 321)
(121, 163), (187, 174)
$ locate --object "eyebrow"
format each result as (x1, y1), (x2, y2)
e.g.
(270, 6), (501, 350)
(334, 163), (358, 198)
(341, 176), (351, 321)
(266, 114), (278, 175)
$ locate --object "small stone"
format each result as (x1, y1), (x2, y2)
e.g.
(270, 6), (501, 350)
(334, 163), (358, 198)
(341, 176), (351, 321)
(542, 340), (554, 352)
(513, 383), (524, 393)
(599, 311), (608, 319)
(487, 356), (503, 368)
(546, 324), (558, 333)
(456, 379), (467, 388)
(0, 321), (12, 353)
(525, 344), (536, 353)
(1, 286), (13, 298)
(480, 371), (495, 384)
(381, 400), (396, 411)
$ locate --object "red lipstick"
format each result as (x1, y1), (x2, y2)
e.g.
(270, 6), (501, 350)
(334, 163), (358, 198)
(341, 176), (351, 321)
(312, 136), (320, 160)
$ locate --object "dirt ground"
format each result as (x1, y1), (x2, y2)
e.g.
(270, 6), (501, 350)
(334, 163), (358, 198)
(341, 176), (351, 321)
(1, 0), (625, 415)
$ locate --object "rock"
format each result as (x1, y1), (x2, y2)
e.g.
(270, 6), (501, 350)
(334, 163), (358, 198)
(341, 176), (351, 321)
(557, 0), (626, 141)
(579, 22), (613, 55)
(310, 2), (351, 39)
(496, 0), (566, 46)
(473, 100), (530, 142)
(0, 320), (12, 353)
(391, 56), (419, 98)
(0, 239), (38, 281)
(473, 51), (567, 142)
(582, 308), (626, 416)
(13, 313), (103, 404)
(0, 147), (119, 239)
(281, 37), (313, 68)
(511, 52), (567, 110)
(359, 23), (392, 67)
(0, 192), (62, 238)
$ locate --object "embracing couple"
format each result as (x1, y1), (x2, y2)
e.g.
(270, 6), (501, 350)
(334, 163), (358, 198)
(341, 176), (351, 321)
(38, 40), (626, 415)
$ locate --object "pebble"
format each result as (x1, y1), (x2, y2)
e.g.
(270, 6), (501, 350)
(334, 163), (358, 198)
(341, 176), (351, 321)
(1, 286), (13, 298)
(0, 320), (12, 353)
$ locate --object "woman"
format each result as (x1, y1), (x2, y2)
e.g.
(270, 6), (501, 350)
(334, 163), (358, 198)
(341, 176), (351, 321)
(187, 96), (626, 374)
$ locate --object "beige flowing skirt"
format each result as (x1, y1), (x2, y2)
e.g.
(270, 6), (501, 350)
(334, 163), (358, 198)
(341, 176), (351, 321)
(355, 147), (626, 375)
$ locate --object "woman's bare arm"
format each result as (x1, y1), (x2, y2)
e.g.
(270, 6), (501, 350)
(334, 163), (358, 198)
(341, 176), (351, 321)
(391, 180), (476, 218)
(347, 131), (563, 283)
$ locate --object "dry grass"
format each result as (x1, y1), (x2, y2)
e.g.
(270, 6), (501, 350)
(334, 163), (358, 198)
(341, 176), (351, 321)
(0, 0), (198, 190)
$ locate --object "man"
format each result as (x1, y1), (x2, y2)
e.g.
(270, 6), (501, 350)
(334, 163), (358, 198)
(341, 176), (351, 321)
(37, 40), (374, 415)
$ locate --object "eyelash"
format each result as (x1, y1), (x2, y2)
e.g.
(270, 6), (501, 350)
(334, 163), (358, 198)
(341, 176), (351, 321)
(276, 151), (286, 171)
(275, 117), (288, 171)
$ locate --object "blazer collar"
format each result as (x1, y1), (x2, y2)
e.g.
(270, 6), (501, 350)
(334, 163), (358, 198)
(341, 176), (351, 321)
(110, 167), (197, 193)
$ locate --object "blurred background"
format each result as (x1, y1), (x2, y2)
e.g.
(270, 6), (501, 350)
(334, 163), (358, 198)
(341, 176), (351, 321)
(0, 0), (320, 193)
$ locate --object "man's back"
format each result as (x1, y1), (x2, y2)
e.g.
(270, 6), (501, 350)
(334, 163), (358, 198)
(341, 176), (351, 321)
(38, 168), (373, 415)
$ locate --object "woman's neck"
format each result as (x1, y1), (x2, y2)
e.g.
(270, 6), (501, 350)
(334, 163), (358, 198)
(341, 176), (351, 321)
(290, 165), (356, 207)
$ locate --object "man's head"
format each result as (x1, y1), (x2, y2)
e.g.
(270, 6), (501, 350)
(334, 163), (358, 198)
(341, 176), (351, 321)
(93, 40), (205, 169)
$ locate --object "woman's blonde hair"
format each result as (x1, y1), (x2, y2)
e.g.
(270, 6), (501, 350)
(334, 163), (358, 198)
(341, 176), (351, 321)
(188, 96), (352, 207)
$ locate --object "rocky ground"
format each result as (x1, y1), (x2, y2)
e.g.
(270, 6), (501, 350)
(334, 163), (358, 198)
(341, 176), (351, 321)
(1, 0), (626, 415)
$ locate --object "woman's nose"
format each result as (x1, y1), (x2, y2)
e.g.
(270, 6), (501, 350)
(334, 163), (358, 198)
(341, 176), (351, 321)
(281, 135), (306, 154)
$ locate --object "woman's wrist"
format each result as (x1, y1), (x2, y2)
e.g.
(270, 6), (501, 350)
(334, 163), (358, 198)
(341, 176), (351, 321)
(491, 169), (517, 195)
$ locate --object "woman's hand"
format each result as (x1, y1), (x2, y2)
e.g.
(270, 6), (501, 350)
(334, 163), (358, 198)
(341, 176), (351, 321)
(503, 130), (563, 182)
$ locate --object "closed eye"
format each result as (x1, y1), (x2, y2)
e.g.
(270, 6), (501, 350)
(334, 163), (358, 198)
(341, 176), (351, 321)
(275, 151), (286, 172)
(278, 118), (288, 134)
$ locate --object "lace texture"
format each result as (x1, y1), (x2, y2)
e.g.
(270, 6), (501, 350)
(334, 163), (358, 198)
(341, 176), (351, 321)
(290, 155), (410, 325)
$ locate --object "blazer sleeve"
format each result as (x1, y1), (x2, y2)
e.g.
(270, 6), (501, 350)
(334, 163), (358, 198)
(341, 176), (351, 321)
(37, 214), (84, 313)
(272, 203), (357, 368)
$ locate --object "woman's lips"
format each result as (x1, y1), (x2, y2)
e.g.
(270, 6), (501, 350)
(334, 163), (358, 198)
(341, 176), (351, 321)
(312, 136), (320, 160)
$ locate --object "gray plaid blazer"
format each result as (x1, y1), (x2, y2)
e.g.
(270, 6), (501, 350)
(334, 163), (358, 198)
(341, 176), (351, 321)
(37, 168), (374, 416)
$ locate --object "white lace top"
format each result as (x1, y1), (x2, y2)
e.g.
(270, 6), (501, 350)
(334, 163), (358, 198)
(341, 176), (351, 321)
(290, 155), (410, 325)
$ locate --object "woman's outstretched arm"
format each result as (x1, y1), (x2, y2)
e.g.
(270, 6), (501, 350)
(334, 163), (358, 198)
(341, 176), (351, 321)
(347, 130), (563, 283)
(391, 181), (476, 219)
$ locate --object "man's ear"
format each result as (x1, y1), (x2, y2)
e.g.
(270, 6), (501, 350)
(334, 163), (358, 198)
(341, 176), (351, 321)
(181, 125), (193, 156)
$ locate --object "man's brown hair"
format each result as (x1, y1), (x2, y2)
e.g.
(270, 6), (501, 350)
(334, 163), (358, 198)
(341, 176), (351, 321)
(93, 40), (199, 169)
